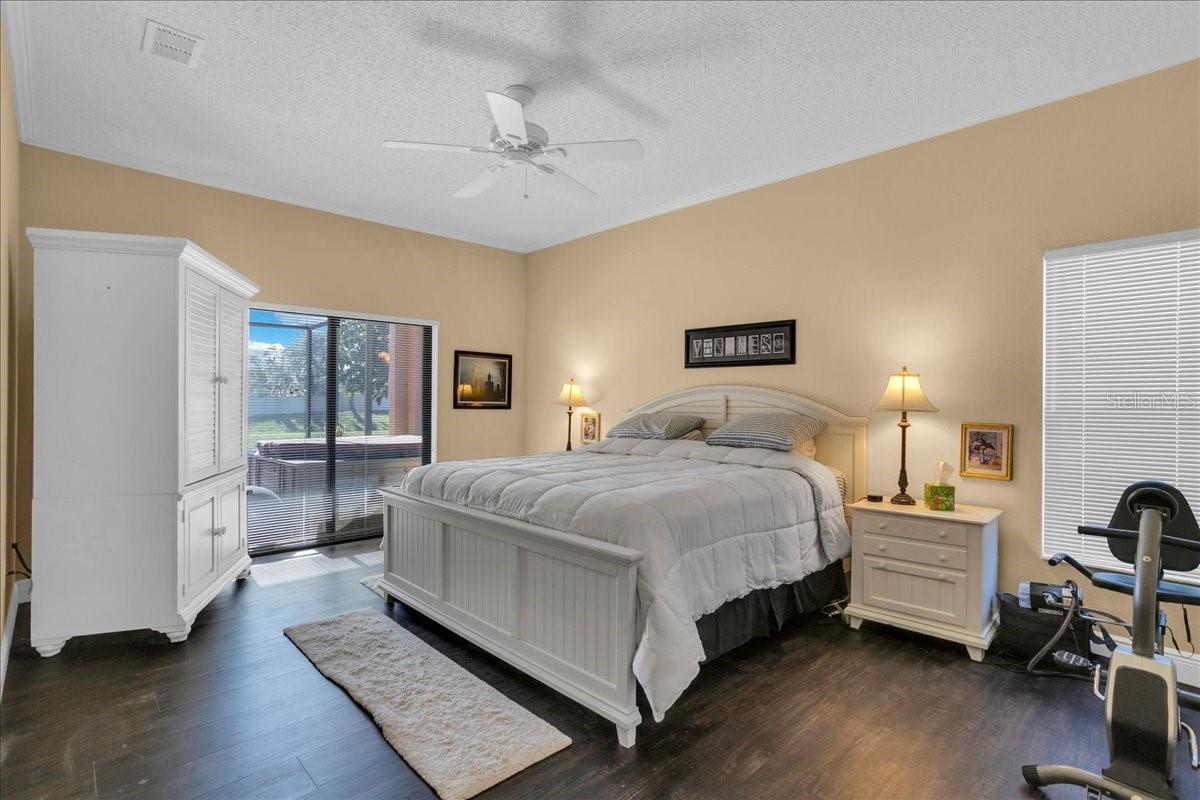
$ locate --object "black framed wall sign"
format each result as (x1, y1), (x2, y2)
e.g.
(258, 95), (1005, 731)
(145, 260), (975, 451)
(684, 319), (796, 368)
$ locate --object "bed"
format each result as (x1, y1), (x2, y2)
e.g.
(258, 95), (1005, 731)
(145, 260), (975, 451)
(377, 385), (867, 746)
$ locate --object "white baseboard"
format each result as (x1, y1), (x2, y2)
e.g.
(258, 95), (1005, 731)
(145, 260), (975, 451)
(1092, 634), (1199, 689)
(1, 578), (32, 698)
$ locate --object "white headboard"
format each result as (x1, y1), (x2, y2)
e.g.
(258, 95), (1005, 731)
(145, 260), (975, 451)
(625, 385), (868, 504)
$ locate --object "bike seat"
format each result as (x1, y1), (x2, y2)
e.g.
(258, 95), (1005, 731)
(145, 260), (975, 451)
(1090, 570), (1200, 605)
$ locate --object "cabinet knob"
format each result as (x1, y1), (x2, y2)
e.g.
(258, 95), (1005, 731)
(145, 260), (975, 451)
(878, 522), (888, 530)
(877, 544), (887, 552)
(937, 554), (947, 562)
(937, 573), (946, 580)
(937, 530), (947, 539)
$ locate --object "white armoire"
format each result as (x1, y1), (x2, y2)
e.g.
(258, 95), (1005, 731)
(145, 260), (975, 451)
(28, 228), (259, 656)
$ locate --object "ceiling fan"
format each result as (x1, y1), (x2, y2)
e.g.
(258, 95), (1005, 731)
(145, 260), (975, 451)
(382, 85), (643, 201)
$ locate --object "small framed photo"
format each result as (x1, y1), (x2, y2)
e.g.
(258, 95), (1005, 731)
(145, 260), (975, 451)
(453, 351), (512, 409)
(580, 412), (601, 445)
(960, 422), (1013, 480)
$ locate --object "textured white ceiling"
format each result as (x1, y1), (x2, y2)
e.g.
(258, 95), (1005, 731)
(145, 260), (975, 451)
(5, 1), (1198, 252)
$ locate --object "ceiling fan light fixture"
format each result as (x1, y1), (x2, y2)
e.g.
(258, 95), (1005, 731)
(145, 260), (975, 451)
(383, 84), (643, 202)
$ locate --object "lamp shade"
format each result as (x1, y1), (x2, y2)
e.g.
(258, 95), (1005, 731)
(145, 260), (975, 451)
(873, 366), (938, 412)
(556, 379), (587, 408)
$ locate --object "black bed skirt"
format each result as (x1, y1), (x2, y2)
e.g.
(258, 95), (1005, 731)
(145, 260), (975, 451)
(696, 560), (848, 662)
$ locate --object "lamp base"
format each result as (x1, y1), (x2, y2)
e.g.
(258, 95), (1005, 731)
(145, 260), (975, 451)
(890, 492), (917, 506)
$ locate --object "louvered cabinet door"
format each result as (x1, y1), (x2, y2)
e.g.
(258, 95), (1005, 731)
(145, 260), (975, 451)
(183, 270), (221, 485)
(217, 289), (247, 473)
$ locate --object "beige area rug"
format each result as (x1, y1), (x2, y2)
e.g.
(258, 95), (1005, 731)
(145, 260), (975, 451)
(360, 572), (385, 597)
(284, 609), (571, 800)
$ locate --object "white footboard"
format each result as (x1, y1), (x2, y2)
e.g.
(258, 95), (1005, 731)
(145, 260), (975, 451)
(377, 488), (644, 747)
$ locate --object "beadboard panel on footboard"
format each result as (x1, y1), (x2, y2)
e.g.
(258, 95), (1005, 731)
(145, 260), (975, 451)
(377, 488), (645, 746)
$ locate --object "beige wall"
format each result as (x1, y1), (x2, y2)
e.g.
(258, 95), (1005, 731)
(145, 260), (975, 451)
(1, 16), (20, 654)
(15, 145), (527, 570)
(8, 59), (1199, 635)
(524, 61), (1200, 624)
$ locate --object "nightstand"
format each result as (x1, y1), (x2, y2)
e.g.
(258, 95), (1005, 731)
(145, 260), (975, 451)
(845, 498), (1002, 661)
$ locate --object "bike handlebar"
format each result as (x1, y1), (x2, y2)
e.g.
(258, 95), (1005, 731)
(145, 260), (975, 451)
(1078, 525), (1200, 552)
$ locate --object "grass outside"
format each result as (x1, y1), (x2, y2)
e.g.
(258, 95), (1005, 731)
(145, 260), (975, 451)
(247, 412), (393, 449)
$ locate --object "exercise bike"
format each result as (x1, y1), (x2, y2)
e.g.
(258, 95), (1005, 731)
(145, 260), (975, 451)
(1022, 481), (1200, 800)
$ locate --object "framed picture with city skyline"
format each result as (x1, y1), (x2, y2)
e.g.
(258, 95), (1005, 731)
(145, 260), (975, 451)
(453, 350), (512, 409)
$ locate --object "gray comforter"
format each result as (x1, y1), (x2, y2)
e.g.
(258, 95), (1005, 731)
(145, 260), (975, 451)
(401, 437), (851, 720)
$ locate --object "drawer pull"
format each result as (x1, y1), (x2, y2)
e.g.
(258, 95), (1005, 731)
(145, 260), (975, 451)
(878, 522), (888, 530)
(877, 544), (887, 552)
(937, 554), (947, 562)
(937, 530), (948, 539)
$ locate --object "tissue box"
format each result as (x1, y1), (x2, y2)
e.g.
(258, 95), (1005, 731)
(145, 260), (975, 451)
(924, 483), (956, 511)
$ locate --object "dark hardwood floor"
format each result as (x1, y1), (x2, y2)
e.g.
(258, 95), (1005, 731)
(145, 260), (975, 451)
(2, 538), (1196, 800)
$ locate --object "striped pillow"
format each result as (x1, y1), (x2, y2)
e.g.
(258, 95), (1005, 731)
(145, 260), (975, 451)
(608, 413), (706, 440)
(707, 413), (827, 451)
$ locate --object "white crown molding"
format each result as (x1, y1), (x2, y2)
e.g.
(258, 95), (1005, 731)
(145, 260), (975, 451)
(26, 226), (192, 255)
(2, 0), (34, 140)
(180, 241), (260, 297)
(27, 227), (260, 296)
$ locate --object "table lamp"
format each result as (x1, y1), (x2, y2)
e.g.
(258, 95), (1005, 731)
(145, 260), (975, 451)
(873, 365), (938, 505)
(555, 379), (587, 451)
(457, 383), (474, 404)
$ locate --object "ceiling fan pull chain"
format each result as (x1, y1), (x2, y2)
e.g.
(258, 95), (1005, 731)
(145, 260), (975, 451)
(524, 168), (529, 200)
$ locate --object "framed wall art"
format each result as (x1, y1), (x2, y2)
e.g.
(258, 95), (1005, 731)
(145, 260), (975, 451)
(684, 319), (796, 368)
(579, 411), (601, 445)
(453, 350), (512, 409)
(959, 422), (1013, 480)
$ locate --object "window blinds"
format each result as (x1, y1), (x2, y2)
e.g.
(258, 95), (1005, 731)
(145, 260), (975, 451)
(1043, 230), (1200, 585)
(245, 309), (433, 556)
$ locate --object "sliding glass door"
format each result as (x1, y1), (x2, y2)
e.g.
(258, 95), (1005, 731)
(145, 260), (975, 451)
(245, 309), (432, 555)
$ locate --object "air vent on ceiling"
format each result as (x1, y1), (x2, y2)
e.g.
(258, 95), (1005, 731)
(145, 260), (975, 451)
(141, 19), (205, 68)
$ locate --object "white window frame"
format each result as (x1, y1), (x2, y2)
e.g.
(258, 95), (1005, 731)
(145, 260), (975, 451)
(1041, 229), (1199, 585)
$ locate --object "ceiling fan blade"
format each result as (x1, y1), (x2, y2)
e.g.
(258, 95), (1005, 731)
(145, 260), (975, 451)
(547, 140), (644, 162)
(485, 90), (526, 143)
(382, 140), (494, 155)
(453, 166), (502, 199)
(535, 164), (597, 202)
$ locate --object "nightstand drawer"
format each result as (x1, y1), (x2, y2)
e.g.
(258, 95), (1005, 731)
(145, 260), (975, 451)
(862, 534), (967, 571)
(859, 513), (968, 547)
(861, 557), (966, 628)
